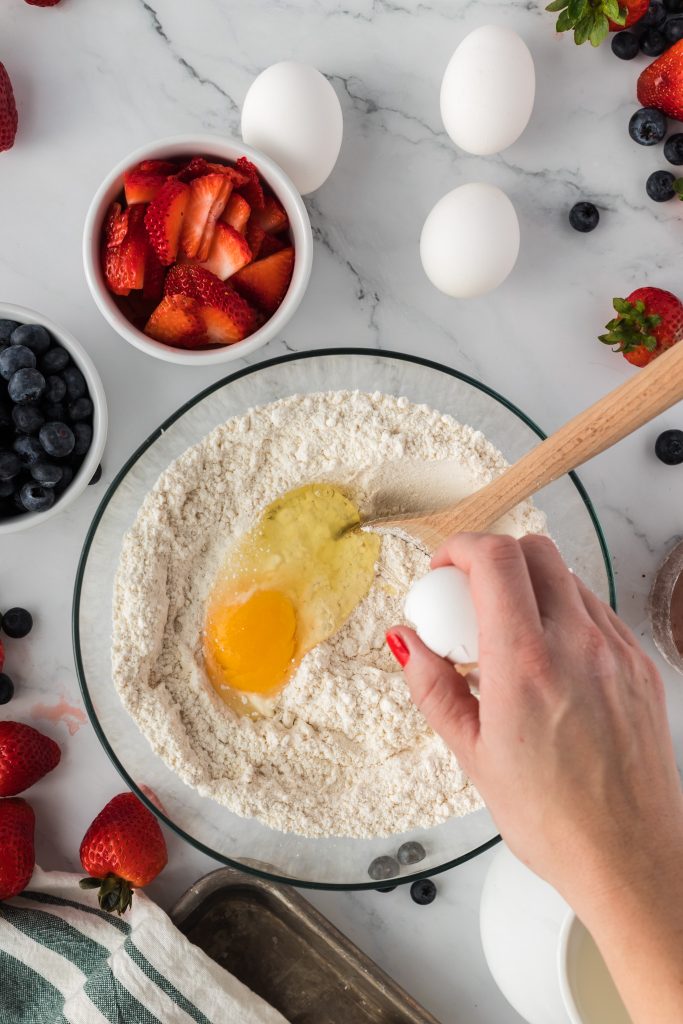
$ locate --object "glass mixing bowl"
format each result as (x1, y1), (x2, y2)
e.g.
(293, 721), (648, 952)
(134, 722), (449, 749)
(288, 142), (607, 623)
(73, 349), (615, 890)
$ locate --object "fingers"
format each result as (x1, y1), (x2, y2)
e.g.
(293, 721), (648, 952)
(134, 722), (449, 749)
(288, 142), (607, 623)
(518, 534), (587, 623)
(386, 626), (480, 769)
(573, 575), (639, 648)
(430, 533), (543, 651)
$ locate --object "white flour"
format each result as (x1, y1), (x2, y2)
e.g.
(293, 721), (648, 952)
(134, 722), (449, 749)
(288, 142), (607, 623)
(112, 391), (546, 838)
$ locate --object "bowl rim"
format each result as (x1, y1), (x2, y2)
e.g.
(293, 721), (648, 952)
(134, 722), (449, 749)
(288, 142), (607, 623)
(83, 134), (313, 366)
(73, 347), (616, 890)
(0, 301), (108, 535)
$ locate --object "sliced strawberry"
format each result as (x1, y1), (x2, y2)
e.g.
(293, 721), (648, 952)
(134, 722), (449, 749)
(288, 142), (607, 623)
(235, 157), (265, 210)
(245, 223), (265, 260)
(103, 205), (147, 296)
(164, 264), (257, 343)
(176, 157), (249, 188)
(124, 171), (166, 205)
(180, 173), (232, 261)
(142, 240), (166, 301)
(145, 294), (208, 349)
(138, 159), (176, 175)
(103, 202), (130, 249)
(231, 246), (294, 313)
(200, 299), (256, 344)
(251, 194), (288, 233)
(221, 193), (251, 233)
(260, 231), (287, 258)
(144, 180), (190, 265)
(193, 222), (252, 280)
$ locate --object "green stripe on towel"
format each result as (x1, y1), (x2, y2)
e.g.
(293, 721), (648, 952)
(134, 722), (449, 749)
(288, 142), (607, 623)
(0, 948), (64, 1024)
(84, 972), (165, 1024)
(21, 891), (131, 934)
(124, 937), (214, 1024)
(1, 903), (111, 975)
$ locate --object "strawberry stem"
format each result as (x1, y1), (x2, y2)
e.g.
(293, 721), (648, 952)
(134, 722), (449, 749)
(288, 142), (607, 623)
(598, 297), (661, 354)
(79, 873), (135, 915)
(546, 0), (624, 46)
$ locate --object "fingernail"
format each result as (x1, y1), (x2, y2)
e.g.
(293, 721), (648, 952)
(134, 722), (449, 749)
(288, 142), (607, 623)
(386, 631), (410, 667)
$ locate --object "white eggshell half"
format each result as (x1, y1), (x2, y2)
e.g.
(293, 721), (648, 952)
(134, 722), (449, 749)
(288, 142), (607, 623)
(440, 25), (535, 156)
(241, 61), (343, 195)
(404, 566), (479, 665)
(420, 182), (520, 299)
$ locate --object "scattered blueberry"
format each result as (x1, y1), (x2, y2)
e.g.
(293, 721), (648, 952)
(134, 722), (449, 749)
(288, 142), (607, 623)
(39, 421), (75, 458)
(10, 323), (51, 356)
(62, 365), (86, 400)
(569, 201), (600, 232)
(19, 481), (54, 512)
(664, 132), (683, 165)
(0, 451), (20, 480)
(611, 31), (640, 59)
(646, 169), (677, 200)
(44, 375), (66, 404)
(642, 0), (667, 27)
(14, 435), (43, 466)
(68, 397), (93, 422)
(31, 462), (63, 488)
(0, 674), (14, 705)
(89, 463), (102, 486)
(640, 27), (667, 55)
(655, 429), (683, 464)
(12, 404), (44, 435)
(410, 879), (437, 906)
(1, 607), (33, 638)
(629, 107), (667, 145)
(41, 346), (69, 374)
(8, 368), (46, 404)
(665, 14), (683, 42)
(376, 886), (397, 893)
(397, 841), (427, 866)
(0, 320), (20, 344)
(0, 345), (36, 381)
(72, 422), (93, 456)
(368, 855), (400, 882)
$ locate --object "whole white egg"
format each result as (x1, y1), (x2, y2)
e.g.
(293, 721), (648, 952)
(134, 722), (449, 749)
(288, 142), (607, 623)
(404, 566), (479, 665)
(241, 61), (343, 195)
(440, 25), (535, 156)
(420, 182), (520, 298)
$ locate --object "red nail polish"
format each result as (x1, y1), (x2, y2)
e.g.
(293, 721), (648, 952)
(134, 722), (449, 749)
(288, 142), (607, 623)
(386, 631), (410, 667)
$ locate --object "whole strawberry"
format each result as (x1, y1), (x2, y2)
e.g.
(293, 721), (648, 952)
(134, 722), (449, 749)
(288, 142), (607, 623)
(24, 0), (62, 5)
(546, 0), (648, 46)
(638, 40), (683, 121)
(0, 63), (18, 153)
(79, 792), (168, 914)
(599, 287), (683, 367)
(0, 797), (35, 900)
(0, 721), (61, 797)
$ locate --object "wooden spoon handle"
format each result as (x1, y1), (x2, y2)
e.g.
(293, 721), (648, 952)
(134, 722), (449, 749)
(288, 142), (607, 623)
(425, 340), (683, 540)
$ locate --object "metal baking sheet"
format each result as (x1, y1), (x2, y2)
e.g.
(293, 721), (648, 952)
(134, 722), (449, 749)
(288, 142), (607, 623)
(170, 866), (442, 1023)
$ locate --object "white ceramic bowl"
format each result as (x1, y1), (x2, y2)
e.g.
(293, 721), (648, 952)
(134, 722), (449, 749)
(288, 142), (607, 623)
(0, 302), (108, 535)
(83, 135), (313, 367)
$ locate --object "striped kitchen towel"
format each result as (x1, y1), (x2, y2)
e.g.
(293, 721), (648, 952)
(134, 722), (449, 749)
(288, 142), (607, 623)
(0, 866), (289, 1024)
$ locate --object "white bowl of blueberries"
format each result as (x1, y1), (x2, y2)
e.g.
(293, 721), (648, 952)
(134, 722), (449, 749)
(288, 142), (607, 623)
(0, 303), (107, 534)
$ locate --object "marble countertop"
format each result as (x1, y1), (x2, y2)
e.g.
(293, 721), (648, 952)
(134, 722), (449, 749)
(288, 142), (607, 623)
(2, 1), (683, 1021)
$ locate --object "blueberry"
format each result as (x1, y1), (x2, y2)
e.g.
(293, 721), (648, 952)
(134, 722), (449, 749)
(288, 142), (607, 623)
(0, 345), (36, 381)
(611, 31), (640, 59)
(664, 132), (683, 165)
(376, 886), (397, 893)
(0, 479), (14, 498)
(41, 346), (69, 374)
(31, 461), (63, 488)
(14, 435), (44, 466)
(19, 481), (55, 513)
(397, 841), (426, 866)
(0, 320), (20, 343)
(655, 428), (683, 464)
(410, 878), (437, 906)
(39, 421), (75, 458)
(0, 674), (14, 705)
(54, 464), (73, 494)
(1, 607), (33, 638)
(642, 0), (667, 26)
(569, 201), (600, 232)
(665, 0), (683, 11)
(640, 27), (667, 55)
(61, 365), (86, 400)
(68, 397), (93, 422)
(0, 450), (20, 480)
(43, 402), (66, 422)
(8, 368), (46, 404)
(10, 323), (51, 356)
(646, 169), (677, 200)
(72, 422), (92, 456)
(629, 107), (667, 145)
(44, 374), (66, 404)
(89, 463), (102, 485)
(368, 855), (399, 882)
(665, 15), (683, 43)
(12, 403), (44, 435)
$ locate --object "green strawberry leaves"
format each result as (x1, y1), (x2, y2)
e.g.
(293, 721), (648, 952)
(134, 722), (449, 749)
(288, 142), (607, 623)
(599, 298), (661, 354)
(546, 0), (626, 45)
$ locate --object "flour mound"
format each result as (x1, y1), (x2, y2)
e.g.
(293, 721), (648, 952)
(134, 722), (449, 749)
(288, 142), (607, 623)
(112, 391), (545, 838)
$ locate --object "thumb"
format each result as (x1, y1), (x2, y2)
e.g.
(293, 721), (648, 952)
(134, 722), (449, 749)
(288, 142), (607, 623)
(386, 626), (480, 769)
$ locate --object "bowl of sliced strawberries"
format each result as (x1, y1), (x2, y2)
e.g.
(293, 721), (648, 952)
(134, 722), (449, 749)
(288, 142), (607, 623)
(83, 136), (313, 365)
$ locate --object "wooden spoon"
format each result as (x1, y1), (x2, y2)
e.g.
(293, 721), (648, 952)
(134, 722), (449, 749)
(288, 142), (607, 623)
(363, 340), (683, 553)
